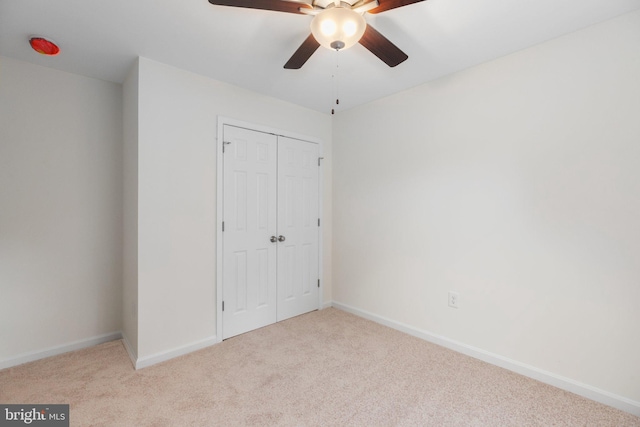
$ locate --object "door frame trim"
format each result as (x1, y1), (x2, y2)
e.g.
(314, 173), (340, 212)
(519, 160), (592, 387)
(215, 116), (324, 342)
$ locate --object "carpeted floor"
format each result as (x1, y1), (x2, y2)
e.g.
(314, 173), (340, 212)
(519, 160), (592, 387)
(1, 308), (638, 426)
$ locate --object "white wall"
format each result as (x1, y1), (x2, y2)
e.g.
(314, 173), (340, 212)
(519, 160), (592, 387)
(133, 57), (332, 361)
(333, 10), (640, 407)
(122, 58), (139, 358)
(0, 57), (123, 365)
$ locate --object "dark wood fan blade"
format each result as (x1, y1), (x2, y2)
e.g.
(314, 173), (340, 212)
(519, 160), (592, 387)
(368, 0), (425, 14)
(284, 34), (320, 69)
(358, 24), (408, 67)
(208, 0), (312, 15)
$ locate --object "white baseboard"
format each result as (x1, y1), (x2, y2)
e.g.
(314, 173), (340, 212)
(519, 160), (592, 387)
(322, 301), (333, 310)
(332, 301), (640, 417)
(0, 331), (123, 371)
(134, 335), (218, 370)
(121, 334), (138, 369)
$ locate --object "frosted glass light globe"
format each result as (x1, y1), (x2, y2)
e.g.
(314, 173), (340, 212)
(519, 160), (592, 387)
(310, 7), (366, 51)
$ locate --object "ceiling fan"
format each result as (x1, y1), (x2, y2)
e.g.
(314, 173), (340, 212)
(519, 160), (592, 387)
(207, 0), (426, 69)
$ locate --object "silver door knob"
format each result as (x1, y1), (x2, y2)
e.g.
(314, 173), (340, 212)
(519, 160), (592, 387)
(278, 235), (286, 242)
(270, 236), (277, 243)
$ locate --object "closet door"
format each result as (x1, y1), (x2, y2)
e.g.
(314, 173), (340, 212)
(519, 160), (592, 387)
(221, 126), (320, 339)
(222, 125), (278, 339)
(276, 137), (319, 321)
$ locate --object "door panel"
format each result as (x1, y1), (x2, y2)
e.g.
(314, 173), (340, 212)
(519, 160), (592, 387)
(222, 125), (278, 339)
(276, 137), (319, 321)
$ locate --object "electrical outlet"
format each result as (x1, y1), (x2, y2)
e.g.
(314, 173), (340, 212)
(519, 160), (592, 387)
(448, 291), (460, 309)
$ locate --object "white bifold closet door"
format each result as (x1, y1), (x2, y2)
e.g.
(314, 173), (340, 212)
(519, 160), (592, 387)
(222, 125), (319, 339)
(276, 136), (320, 322)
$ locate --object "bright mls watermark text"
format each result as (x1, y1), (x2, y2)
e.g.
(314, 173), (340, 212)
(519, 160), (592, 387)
(1, 405), (68, 426)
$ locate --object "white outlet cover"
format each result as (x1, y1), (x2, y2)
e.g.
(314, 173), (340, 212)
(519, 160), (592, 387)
(448, 291), (460, 308)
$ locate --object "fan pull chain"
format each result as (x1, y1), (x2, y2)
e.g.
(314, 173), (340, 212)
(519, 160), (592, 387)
(332, 49), (340, 115)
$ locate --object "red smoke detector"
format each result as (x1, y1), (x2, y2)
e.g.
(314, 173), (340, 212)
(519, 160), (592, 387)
(29, 37), (60, 56)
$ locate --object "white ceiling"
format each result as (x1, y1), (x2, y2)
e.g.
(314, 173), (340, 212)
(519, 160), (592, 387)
(1, 0), (639, 113)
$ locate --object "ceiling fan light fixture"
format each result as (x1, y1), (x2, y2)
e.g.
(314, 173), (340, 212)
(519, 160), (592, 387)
(310, 7), (366, 51)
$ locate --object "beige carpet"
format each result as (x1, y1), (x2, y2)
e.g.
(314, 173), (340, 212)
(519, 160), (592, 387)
(1, 308), (638, 426)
